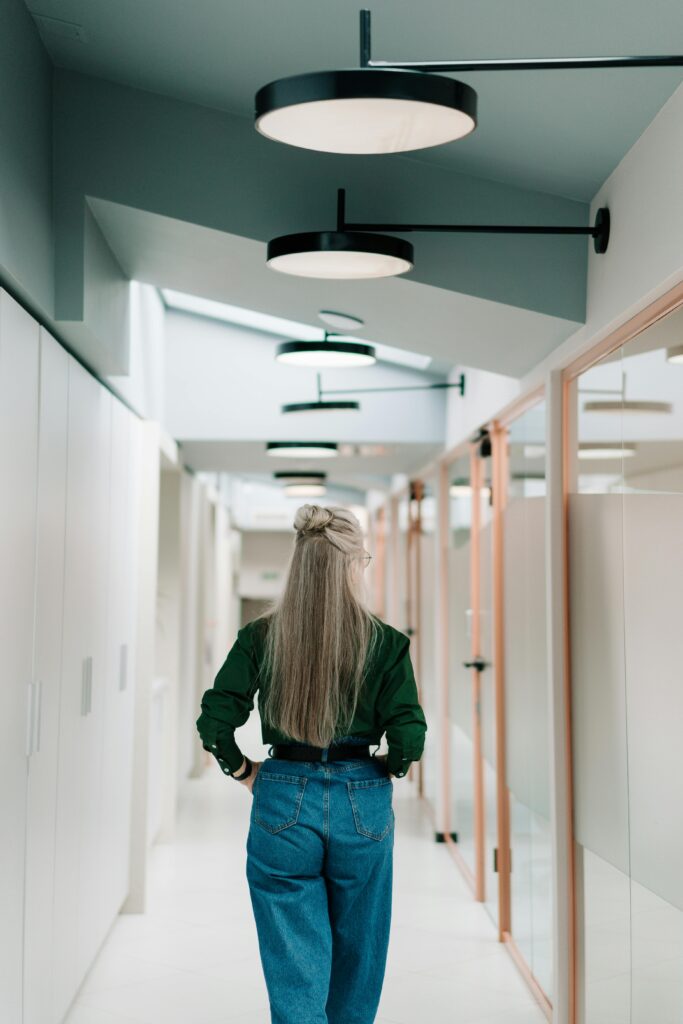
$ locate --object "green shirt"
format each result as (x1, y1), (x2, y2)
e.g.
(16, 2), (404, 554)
(196, 616), (427, 778)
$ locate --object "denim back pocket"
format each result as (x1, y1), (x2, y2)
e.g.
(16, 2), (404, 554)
(253, 772), (307, 834)
(347, 778), (394, 841)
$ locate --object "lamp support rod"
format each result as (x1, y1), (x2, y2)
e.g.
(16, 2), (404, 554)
(337, 188), (610, 252)
(359, 9), (683, 72)
(320, 374), (467, 398)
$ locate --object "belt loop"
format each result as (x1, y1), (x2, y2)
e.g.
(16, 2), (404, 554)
(321, 745), (329, 763)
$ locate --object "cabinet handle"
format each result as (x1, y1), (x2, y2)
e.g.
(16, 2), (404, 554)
(87, 657), (93, 714)
(34, 679), (42, 753)
(119, 644), (128, 692)
(26, 682), (35, 757)
(81, 660), (88, 716)
(81, 657), (93, 716)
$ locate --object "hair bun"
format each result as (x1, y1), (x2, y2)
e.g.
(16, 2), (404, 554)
(294, 504), (335, 534)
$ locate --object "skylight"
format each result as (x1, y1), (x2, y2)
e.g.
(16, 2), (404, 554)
(160, 288), (432, 370)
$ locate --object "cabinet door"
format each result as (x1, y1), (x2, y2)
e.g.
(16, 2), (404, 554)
(76, 379), (111, 980)
(97, 398), (134, 941)
(23, 331), (69, 1024)
(52, 358), (108, 1020)
(0, 291), (39, 1024)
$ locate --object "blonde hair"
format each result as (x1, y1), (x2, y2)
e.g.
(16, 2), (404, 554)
(260, 504), (379, 747)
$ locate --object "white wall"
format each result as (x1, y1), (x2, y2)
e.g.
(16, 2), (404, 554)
(523, 81), (683, 390)
(108, 282), (165, 422)
(239, 531), (293, 601)
(445, 364), (521, 449)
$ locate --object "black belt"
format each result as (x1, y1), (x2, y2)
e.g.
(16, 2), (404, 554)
(271, 742), (372, 762)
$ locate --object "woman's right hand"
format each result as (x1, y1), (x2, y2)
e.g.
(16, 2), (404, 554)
(373, 753), (394, 778)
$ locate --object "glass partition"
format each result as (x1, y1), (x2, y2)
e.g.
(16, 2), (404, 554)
(446, 453), (478, 881)
(503, 400), (552, 1000)
(475, 439), (498, 927)
(569, 304), (683, 1024)
(418, 477), (438, 816)
(394, 494), (410, 632)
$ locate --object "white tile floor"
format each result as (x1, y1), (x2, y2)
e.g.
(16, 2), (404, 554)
(65, 764), (549, 1024)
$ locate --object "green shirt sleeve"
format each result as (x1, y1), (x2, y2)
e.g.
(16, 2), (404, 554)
(375, 631), (427, 777)
(195, 625), (260, 775)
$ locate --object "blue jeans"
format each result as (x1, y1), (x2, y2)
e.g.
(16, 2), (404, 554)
(246, 737), (394, 1024)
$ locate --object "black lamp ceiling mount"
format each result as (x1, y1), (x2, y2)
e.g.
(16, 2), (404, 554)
(255, 9), (683, 157)
(267, 187), (611, 280)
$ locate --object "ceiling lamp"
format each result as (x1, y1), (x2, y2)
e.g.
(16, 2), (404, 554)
(450, 480), (491, 498)
(282, 400), (360, 413)
(319, 310), (364, 331)
(583, 399), (672, 414)
(255, 67), (477, 155)
(666, 345), (683, 364)
(255, 10), (683, 156)
(578, 442), (637, 460)
(266, 441), (338, 458)
(276, 332), (376, 368)
(274, 471), (327, 498)
(267, 230), (413, 280)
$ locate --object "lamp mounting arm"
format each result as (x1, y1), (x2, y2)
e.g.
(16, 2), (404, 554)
(336, 187), (611, 254)
(358, 9), (683, 73)
(319, 373), (467, 398)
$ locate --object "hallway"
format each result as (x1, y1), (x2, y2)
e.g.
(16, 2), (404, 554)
(64, 766), (547, 1024)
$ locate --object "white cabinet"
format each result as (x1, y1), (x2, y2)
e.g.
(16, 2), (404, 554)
(23, 330), (69, 1024)
(0, 292), (40, 1024)
(0, 288), (145, 1024)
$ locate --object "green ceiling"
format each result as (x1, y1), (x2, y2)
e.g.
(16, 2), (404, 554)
(27, 0), (683, 200)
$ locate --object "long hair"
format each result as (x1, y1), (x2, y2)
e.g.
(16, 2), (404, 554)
(260, 504), (379, 747)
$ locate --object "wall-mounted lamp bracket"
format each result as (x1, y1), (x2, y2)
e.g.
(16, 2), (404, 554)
(337, 188), (611, 254)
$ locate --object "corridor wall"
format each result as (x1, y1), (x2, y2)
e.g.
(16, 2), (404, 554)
(0, 289), (144, 1024)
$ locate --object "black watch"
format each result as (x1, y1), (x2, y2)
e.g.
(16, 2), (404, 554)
(232, 756), (252, 781)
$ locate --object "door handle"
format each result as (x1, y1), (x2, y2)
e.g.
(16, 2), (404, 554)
(463, 657), (488, 673)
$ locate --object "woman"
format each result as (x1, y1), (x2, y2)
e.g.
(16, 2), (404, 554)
(196, 504), (427, 1024)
